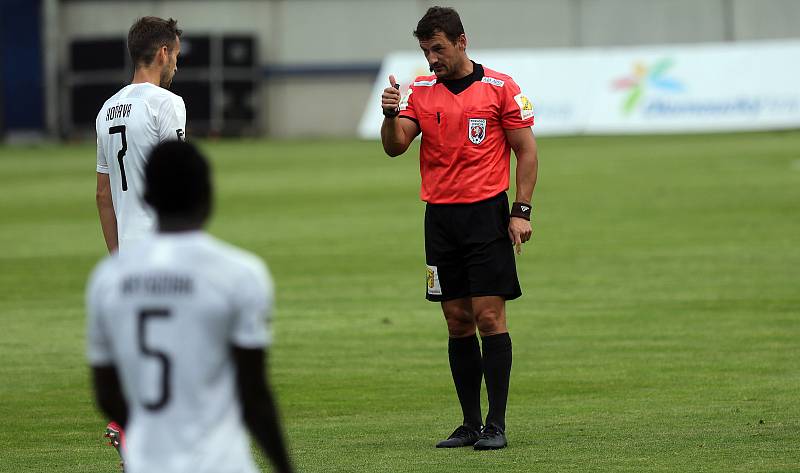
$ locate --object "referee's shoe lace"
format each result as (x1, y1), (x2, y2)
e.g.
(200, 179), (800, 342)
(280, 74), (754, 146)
(435, 424), (481, 448)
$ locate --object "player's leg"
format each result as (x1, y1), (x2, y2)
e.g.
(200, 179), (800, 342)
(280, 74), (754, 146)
(463, 194), (521, 450)
(425, 204), (481, 448)
(472, 295), (508, 335)
(429, 277), (482, 449)
(472, 296), (512, 449)
(436, 297), (483, 448)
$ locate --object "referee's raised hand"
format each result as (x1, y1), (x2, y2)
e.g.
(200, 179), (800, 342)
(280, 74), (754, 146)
(380, 75), (419, 157)
(382, 75), (401, 116)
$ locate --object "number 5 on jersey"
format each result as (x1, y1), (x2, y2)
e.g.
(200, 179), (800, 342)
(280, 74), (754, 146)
(139, 308), (172, 411)
(109, 125), (129, 191)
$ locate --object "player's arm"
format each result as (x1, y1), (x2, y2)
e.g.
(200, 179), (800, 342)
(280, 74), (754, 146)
(96, 173), (118, 253)
(158, 95), (187, 143)
(95, 131), (118, 253)
(86, 263), (127, 426)
(505, 127), (538, 252)
(92, 365), (129, 427)
(381, 75), (419, 157)
(233, 347), (294, 473)
(231, 263), (293, 473)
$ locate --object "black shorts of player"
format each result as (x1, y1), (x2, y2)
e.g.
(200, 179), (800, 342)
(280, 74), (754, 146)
(424, 192), (522, 302)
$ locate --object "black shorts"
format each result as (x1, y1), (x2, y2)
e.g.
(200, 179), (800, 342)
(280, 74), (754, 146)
(424, 192), (522, 302)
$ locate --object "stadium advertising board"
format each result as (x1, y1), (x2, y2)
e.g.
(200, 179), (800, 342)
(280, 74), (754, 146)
(358, 40), (800, 137)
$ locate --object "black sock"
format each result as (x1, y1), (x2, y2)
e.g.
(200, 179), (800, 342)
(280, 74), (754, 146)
(482, 332), (512, 431)
(448, 335), (483, 429)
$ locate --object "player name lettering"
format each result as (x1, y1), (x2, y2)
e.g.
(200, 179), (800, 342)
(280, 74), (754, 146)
(122, 274), (193, 295)
(106, 103), (133, 121)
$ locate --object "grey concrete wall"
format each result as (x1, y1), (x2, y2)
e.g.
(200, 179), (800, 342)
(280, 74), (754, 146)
(434, 0), (578, 48)
(732, 0), (800, 40)
(54, 0), (800, 138)
(577, 0), (729, 46)
(274, 0), (422, 63)
(264, 76), (372, 137)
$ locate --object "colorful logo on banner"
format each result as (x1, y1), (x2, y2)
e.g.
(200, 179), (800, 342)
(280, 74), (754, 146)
(613, 58), (684, 115)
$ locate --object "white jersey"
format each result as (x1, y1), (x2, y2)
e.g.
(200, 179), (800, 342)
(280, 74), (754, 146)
(86, 232), (272, 473)
(96, 83), (186, 250)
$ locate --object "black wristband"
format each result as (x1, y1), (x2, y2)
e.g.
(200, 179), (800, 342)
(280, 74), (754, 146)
(511, 202), (532, 220)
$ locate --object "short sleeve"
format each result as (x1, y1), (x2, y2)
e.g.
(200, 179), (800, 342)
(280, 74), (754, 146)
(501, 78), (535, 130)
(86, 261), (114, 366)
(96, 128), (109, 174)
(398, 84), (417, 122)
(158, 95), (187, 143)
(230, 260), (274, 349)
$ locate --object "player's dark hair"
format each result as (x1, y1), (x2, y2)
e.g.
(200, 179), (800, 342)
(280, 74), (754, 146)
(128, 16), (182, 68)
(413, 6), (465, 43)
(144, 141), (212, 225)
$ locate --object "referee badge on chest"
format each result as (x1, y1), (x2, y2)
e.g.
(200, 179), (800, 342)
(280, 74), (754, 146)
(468, 118), (487, 144)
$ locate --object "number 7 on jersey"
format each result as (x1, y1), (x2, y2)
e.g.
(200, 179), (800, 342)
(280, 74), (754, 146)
(109, 125), (129, 191)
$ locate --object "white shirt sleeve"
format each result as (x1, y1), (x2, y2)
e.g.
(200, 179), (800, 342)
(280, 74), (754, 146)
(96, 127), (109, 174)
(158, 94), (187, 143)
(85, 261), (114, 366)
(230, 260), (274, 349)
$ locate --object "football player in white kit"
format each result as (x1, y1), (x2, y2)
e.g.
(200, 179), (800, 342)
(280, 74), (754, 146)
(87, 141), (294, 473)
(96, 16), (186, 254)
(94, 17), (185, 464)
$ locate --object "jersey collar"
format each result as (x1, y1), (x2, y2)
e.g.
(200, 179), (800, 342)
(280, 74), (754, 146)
(440, 62), (484, 95)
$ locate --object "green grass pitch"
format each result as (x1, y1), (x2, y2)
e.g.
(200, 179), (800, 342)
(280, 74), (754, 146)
(0, 132), (798, 472)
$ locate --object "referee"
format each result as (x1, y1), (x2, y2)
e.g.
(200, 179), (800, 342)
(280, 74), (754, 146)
(380, 7), (538, 450)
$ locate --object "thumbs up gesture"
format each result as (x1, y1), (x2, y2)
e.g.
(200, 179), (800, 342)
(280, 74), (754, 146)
(381, 75), (401, 117)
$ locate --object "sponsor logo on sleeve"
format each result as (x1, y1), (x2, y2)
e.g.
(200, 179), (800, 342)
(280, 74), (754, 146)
(481, 76), (505, 87)
(513, 93), (534, 120)
(399, 88), (412, 111)
(413, 79), (437, 87)
(426, 265), (442, 295)
(468, 118), (487, 145)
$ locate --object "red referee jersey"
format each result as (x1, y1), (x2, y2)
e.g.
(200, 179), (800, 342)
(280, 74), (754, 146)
(399, 64), (534, 204)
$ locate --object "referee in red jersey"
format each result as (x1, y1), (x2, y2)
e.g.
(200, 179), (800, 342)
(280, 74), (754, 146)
(380, 7), (538, 450)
